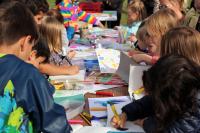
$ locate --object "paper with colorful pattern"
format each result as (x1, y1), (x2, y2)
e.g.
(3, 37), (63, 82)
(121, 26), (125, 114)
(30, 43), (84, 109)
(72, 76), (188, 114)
(96, 48), (120, 73)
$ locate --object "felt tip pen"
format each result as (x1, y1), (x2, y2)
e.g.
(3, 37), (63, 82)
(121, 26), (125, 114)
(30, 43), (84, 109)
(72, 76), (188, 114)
(68, 119), (84, 125)
(132, 87), (144, 95)
(91, 91), (114, 97)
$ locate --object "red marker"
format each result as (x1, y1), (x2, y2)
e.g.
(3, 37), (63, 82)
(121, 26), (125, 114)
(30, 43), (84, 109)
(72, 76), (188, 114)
(92, 91), (114, 97)
(68, 120), (84, 125)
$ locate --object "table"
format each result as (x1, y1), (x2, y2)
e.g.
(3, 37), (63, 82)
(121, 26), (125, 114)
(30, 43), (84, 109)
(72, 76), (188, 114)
(72, 86), (129, 126)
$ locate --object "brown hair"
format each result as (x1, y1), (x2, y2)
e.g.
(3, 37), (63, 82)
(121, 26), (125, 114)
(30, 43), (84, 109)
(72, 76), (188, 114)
(161, 26), (200, 65)
(46, 9), (64, 24)
(128, 0), (147, 22)
(39, 16), (63, 53)
(0, 1), (38, 46)
(145, 8), (178, 38)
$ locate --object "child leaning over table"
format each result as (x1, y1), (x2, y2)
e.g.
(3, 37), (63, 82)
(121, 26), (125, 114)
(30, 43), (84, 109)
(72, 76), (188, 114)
(111, 26), (200, 133)
(0, 1), (71, 132)
(129, 8), (179, 65)
(39, 16), (79, 76)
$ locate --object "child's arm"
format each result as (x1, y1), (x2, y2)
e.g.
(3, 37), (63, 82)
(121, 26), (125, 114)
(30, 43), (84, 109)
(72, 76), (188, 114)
(111, 95), (153, 129)
(77, 7), (102, 26)
(39, 63), (79, 76)
(122, 95), (153, 121)
(128, 49), (146, 56)
(132, 53), (153, 64)
(132, 54), (160, 65)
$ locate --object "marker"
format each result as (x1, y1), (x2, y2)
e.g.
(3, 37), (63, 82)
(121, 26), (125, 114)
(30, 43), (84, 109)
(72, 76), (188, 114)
(132, 87), (144, 95)
(91, 91), (114, 97)
(68, 119), (84, 125)
(108, 102), (120, 121)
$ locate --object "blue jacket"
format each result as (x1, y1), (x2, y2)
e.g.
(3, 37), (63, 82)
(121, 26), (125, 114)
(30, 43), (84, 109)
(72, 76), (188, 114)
(0, 54), (72, 133)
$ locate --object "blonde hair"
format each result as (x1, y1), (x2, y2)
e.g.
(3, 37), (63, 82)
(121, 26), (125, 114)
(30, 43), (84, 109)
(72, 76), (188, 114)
(39, 16), (63, 53)
(161, 26), (200, 65)
(136, 21), (147, 41)
(128, 0), (147, 22)
(146, 8), (178, 38)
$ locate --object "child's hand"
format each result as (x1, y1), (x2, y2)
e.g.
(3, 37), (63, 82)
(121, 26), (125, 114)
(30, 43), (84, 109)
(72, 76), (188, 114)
(67, 50), (76, 59)
(66, 65), (79, 75)
(128, 50), (145, 56)
(132, 54), (152, 64)
(110, 112), (127, 129)
(133, 118), (145, 127)
(98, 22), (105, 28)
(128, 34), (137, 42)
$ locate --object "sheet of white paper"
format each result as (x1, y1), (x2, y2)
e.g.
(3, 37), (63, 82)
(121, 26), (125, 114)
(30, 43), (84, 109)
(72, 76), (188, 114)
(128, 65), (150, 100)
(88, 96), (130, 127)
(73, 126), (144, 133)
(73, 126), (111, 133)
(71, 124), (83, 133)
(49, 69), (86, 81)
(54, 84), (122, 97)
(96, 48), (120, 73)
(116, 52), (139, 83)
(107, 102), (144, 132)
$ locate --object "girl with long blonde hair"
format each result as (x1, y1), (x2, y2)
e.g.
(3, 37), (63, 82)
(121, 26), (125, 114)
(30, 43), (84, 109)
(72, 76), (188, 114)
(39, 16), (79, 75)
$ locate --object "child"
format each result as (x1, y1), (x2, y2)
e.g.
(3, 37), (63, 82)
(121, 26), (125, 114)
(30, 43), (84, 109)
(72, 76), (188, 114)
(159, 0), (184, 21)
(128, 0), (147, 36)
(39, 16), (79, 75)
(118, 0), (147, 42)
(56, 0), (104, 39)
(28, 35), (50, 69)
(183, 0), (200, 31)
(0, 1), (71, 132)
(111, 26), (200, 132)
(143, 55), (200, 132)
(130, 8), (179, 64)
